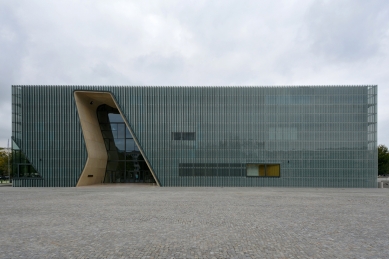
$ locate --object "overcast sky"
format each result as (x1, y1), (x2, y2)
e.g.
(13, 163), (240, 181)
(0, 0), (388, 147)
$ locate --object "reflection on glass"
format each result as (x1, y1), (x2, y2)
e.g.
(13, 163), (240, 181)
(114, 139), (125, 151)
(96, 105), (155, 184)
(126, 139), (135, 151)
(108, 113), (123, 122)
(12, 140), (41, 178)
(126, 128), (131, 138)
(118, 124), (125, 138)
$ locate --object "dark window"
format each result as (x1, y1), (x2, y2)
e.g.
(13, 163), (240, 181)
(172, 132), (195, 141)
(182, 132), (195, 140)
(172, 132), (182, 140)
(178, 163), (244, 177)
(230, 169), (242, 176)
(18, 164), (40, 178)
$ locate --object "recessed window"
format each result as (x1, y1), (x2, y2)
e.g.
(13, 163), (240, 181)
(172, 132), (195, 141)
(172, 132), (181, 140)
(182, 132), (195, 140)
(246, 164), (280, 177)
(178, 163), (244, 177)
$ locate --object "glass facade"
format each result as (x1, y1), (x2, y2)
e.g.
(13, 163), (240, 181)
(96, 105), (155, 183)
(11, 85), (377, 187)
(11, 140), (41, 178)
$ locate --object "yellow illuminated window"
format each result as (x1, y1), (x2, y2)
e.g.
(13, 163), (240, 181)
(259, 165), (266, 176)
(246, 164), (280, 177)
(266, 164), (280, 177)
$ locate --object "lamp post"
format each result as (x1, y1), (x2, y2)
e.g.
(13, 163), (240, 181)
(7, 139), (10, 184)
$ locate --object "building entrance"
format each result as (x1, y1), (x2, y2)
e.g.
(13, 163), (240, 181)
(96, 105), (156, 184)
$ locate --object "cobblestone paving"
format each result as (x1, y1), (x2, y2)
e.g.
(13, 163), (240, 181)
(1, 186), (388, 259)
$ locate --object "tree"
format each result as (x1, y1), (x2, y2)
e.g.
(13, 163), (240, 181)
(0, 148), (11, 178)
(378, 145), (389, 176)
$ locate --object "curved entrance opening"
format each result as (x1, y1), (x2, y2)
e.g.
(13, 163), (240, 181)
(74, 91), (159, 186)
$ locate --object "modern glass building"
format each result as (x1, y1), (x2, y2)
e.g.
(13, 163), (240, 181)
(11, 85), (377, 187)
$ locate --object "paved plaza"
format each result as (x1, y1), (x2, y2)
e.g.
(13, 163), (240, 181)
(1, 186), (388, 259)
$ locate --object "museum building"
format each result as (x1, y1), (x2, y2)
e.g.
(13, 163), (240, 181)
(11, 85), (377, 187)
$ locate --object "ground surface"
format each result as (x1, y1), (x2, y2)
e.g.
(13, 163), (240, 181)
(1, 186), (388, 259)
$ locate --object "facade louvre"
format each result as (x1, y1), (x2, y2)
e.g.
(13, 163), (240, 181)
(11, 85), (377, 187)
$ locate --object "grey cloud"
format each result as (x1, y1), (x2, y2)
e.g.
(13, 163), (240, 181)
(0, 1), (388, 146)
(0, 2), (30, 146)
(305, 0), (389, 62)
(0, 102), (11, 145)
(0, 3), (29, 93)
(91, 63), (136, 85)
(134, 53), (185, 84)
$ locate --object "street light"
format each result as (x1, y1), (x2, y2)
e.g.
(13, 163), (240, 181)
(7, 139), (10, 184)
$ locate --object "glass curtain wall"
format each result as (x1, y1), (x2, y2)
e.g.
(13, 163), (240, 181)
(96, 105), (155, 184)
(12, 140), (40, 178)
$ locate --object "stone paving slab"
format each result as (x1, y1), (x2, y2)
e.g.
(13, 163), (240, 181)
(1, 187), (388, 259)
